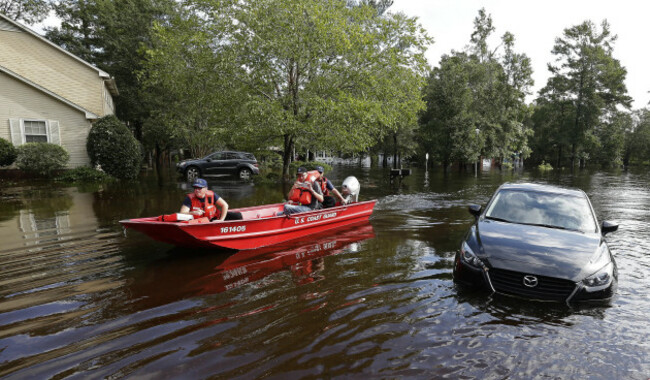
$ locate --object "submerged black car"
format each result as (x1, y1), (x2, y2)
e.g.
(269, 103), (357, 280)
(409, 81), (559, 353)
(453, 183), (619, 303)
(176, 151), (260, 181)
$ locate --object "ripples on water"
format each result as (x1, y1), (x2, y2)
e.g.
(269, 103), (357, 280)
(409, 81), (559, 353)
(0, 168), (649, 378)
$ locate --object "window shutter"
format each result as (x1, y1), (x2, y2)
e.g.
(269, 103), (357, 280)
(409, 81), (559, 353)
(48, 120), (61, 145)
(9, 119), (23, 146)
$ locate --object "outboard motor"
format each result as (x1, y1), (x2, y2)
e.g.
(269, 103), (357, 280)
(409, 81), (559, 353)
(341, 176), (360, 203)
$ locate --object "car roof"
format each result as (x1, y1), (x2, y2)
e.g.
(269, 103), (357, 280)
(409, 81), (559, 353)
(206, 150), (255, 155)
(498, 183), (586, 198)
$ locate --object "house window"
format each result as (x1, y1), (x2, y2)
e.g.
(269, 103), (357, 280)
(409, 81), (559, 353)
(24, 120), (48, 143)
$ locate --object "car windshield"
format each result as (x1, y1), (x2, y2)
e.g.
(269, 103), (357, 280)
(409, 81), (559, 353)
(484, 189), (597, 232)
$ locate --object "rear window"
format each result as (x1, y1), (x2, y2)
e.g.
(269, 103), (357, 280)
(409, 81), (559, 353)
(484, 189), (597, 232)
(243, 153), (256, 160)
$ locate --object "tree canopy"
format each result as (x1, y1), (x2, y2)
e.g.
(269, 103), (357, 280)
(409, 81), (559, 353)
(0, 0), (51, 24)
(45, 0), (177, 141)
(533, 20), (632, 167)
(142, 0), (431, 175)
(419, 9), (533, 168)
(40, 1), (650, 172)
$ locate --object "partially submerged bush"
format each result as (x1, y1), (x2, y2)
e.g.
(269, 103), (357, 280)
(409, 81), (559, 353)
(55, 166), (114, 183)
(87, 115), (143, 179)
(538, 161), (553, 171)
(16, 143), (69, 176)
(0, 137), (17, 166)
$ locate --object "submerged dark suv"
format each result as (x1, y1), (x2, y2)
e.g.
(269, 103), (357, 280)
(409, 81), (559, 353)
(176, 151), (260, 181)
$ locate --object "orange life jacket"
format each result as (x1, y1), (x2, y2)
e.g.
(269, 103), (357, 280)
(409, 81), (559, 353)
(289, 171), (319, 205)
(289, 186), (313, 205)
(188, 190), (219, 220)
(316, 176), (330, 196)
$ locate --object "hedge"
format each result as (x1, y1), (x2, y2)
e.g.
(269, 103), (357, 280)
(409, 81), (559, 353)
(15, 143), (69, 176)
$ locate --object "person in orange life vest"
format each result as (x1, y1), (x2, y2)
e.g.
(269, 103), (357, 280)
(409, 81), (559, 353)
(314, 165), (346, 208)
(180, 178), (241, 221)
(281, 167), (323, 215)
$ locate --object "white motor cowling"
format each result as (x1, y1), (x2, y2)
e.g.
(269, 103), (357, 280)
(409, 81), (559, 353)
(341, 176), (360, 203)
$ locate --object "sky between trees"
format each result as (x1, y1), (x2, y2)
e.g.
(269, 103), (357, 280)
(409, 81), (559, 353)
(389, 0), (650, 109)
(32, 0), (649, 109)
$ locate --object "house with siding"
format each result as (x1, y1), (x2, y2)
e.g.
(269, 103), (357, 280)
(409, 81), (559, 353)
(0, 13), (118, 168)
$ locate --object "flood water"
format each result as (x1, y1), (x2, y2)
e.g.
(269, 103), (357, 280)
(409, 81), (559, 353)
(0, 165), (648, 379)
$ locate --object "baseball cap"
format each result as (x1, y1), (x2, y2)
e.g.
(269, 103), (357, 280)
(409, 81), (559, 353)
(192, 178), (208, 188)
(297, 167), (307, 174)
(316, 165), (324, 173)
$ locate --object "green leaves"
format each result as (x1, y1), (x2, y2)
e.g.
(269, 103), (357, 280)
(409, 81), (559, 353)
(420, 9), (533, 167)
(0, 137), (17, 167)
(16, 143), (70, 177)
(0, 0), (52, 25)
(535, 19), (632, 167)
(87, 116), (143, 179)
(141, 0), (430, 174)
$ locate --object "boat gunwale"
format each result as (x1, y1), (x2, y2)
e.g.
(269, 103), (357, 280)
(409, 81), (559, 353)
(202, 205), (374, 242)
(119, 200), (376, 228)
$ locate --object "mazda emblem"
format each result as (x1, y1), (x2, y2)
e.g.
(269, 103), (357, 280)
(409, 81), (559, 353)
(523, 275), (538, 288)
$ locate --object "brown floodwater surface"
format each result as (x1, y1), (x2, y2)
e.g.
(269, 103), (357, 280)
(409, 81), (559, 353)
(0, 166), (648, 378)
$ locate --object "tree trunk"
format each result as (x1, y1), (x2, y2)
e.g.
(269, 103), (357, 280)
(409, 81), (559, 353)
(571, 143), (577, 168)
(393, 133), (398, 169)
(623, 148), (631, 167)
(282, 134), (295, 179)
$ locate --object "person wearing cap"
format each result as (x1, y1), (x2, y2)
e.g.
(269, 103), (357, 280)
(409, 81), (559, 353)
(281, 167), (324, 215)
(314, 165), (346, 207)
(180, 178), (242, 221)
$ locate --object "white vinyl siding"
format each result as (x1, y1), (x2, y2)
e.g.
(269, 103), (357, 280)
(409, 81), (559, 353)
(0, 26), (113, 117)
(2, 71), (90, 167)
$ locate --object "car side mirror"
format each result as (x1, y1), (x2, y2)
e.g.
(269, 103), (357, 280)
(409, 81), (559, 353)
(468, 204), (482, 219)
(601, 221), (618, 236)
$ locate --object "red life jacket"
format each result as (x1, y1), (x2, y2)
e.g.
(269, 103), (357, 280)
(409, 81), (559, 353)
(188, 190), (219, 220)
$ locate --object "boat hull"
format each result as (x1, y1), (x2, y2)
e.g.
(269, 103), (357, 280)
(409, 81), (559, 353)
(120, 200), (376, 250)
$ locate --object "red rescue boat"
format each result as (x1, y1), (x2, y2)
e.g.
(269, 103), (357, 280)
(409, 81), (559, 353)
(120, 200), (376, 250)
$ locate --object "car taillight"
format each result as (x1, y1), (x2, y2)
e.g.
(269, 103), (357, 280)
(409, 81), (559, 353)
(254, 163), (259, 167)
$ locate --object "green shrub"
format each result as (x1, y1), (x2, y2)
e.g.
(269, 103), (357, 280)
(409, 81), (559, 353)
(55, 166), (114, 183)
(16, 143), (69, 176)
(87, 115), (143, 179)
(538, 161), (553, 171)
(256, 150), (283, 168)
(0, 137), (17, 166)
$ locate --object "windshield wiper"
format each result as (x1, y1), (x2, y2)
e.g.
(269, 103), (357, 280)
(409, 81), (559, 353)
(520, 222), (568, 230)
(485, 216), (514, 223)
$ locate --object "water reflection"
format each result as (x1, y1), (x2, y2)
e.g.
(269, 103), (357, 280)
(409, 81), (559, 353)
(0, 188), (98, 252)
(0, 166), (649, 379)
(125, 222), (375, 310)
